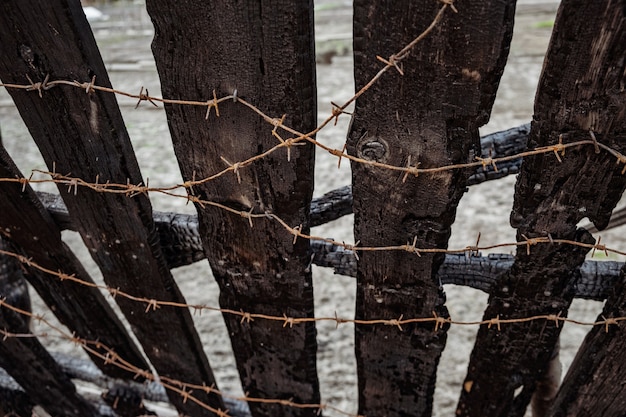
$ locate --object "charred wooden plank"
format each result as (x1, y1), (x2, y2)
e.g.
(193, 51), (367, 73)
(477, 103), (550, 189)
(467, 123), (529, 186)
(146, 1), (320, 416)
(309, 186), (353, 227)
(457, 1), (626, 415)
(348, 2), (516, 415)
(0, 144), (149, 380)
(0, 385), (33, 417)
(0, 2), (223, 415)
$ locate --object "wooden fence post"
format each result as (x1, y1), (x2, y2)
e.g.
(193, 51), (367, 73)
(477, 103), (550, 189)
(348, 1), (515, 416)
(146, 1), (319, 416)
(0, 1), (224, 415)
(457, 1), (626, 415)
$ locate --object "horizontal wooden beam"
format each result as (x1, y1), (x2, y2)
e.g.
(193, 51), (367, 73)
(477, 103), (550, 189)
(36, 191), (621, 301)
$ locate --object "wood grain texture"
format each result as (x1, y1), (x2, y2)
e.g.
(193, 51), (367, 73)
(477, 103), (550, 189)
(457, 1), (626, 415)
(146, 1), (320, 416)
(348, 1), (516, 416)
(0, 1), (223, 415)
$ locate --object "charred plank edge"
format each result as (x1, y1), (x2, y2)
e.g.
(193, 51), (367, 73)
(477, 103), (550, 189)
(37, 192), (619, 301)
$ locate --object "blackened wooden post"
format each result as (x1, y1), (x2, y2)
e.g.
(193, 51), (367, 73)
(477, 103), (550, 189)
(348, 1), (515, 416)
(0, 143), (150, 380)
(0, 1), (223, 415)
(457, 1), (626, 415)
(146, 2), (319, 416)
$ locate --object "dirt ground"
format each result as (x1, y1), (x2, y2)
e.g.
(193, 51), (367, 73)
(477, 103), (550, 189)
(0, 1), (614, 416)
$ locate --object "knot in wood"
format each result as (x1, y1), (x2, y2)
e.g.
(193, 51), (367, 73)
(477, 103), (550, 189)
(357, 136), (389, 163)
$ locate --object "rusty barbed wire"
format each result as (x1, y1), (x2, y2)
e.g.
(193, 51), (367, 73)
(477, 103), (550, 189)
(2, 0), (623, 196)
(0, 299), (362, 417)
(2, 264), (626, 417)
(0, 134), (623, 263)
(0, 0), (624, 263)
(0, 243), (623, 332)
(1, 253), (626, 417)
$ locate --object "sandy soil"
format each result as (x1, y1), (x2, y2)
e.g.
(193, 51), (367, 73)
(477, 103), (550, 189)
(0, 1), (613, 416)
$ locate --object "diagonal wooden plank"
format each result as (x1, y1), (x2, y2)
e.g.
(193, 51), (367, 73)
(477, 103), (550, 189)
(0, 1), (223, 415)
(347, 1), (516, 416)
(146, 2), (320, 416)
(0, 143), (150, 380)
(457, 1), (626, 415)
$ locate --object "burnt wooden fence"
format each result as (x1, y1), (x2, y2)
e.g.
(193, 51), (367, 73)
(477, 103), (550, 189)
(0, 0), (625, 416)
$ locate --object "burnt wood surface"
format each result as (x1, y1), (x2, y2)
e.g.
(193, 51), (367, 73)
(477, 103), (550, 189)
(146, 1), (320, 416)
(348, 2), (516, 416)
(0, 144), (150, 380)
(0, 238), (30, 330)
(457, 1), (626, 416)
(0, 1), (224, 415)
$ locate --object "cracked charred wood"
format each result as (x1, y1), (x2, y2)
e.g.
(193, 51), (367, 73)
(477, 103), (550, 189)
(146, 1), (320, 416)
(544, 5), (626, 414)
(347, 2), (516, 416)
(0, 2), (223, 415)
(457, 1), (626, 416)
